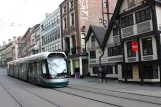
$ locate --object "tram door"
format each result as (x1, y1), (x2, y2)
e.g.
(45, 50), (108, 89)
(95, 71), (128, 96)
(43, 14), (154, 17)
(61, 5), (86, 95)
(36, 62), (42, 84)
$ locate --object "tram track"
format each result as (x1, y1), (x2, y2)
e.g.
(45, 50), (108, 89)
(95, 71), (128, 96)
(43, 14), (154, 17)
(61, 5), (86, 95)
(24, 89), (61, 107)
(0, 83), (23, 107)
(0, 79), (61, 107)
(53, 88), (123, 107)
(70, 84), (161, 98)
(67, 86), (161, 106)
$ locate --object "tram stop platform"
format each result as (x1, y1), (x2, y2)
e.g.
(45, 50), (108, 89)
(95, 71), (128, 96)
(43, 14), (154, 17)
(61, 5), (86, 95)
(69, 77), (161, 98)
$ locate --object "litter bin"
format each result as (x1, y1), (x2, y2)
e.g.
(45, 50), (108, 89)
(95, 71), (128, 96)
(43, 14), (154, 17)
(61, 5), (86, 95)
(75, 72), (80, 78)
(75, 68), (80, 79)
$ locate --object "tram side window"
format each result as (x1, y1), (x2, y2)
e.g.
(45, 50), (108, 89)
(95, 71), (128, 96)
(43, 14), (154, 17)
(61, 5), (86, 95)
(34, 62), (37, 74)
(22, 63), (27, 73)
(19, 64), (23, 72)
(37, 62), (42, 75)
(42, 62), (46, 74)
(29, 63), (34, 74)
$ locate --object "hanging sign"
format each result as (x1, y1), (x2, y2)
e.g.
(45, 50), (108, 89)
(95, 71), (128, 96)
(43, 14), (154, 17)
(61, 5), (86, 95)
(132, 41), (138, 51)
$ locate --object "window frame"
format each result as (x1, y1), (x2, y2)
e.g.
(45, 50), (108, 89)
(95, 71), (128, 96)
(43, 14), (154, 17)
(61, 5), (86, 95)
(135, 8), (151, 24)
(90, 51), (96, 59)
(142, 37), (153, 56)
(126, 41), (136, 57)
(121, 14), (134, 28)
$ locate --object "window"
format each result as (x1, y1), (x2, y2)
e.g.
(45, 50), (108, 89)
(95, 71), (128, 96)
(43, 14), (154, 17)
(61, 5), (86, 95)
(127, 41), (136, 57)
(141, 65), (158, 79)
(127, 0), (135, 8)
(107, 66), (113, 74)
(108, 45), (122, 56)
(121, 14), (134, 28)
(72, 35), (76, 47)
(58, 41), (60, 50)
(91, 35), (95, 43)
(122, 65), (133, 79)
(113, 27), (119, 36)
(103, 2), (107, 8)
(63, 6), (66, 13)
(135, 8), (151, 23)
(90, 51), (96, 59)
(70, 0), (74, 8)
(64, 18), (67, 29)
(58, 29), (60, 38)
(142, 37), (153, 55)
(71, 13), (75, 25)
(55, 30), (58, 40)
(93, 67), (98, 74)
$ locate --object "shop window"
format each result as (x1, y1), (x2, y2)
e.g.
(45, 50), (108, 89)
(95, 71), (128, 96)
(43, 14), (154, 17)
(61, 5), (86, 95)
(140, 65), (158, 79)
(142, 37), (153, 55)
(107, 66), (113, 74)
(127, 41), (136, 57)
(93, 67), (98, 74)
(122, 65), (132, 79)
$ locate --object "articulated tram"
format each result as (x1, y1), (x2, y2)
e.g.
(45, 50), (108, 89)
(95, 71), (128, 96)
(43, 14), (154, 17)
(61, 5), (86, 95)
(7, 52), (69, 87)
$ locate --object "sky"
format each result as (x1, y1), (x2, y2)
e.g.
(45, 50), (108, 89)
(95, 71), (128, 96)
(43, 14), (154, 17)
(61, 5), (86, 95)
(0, 0), (64, 46)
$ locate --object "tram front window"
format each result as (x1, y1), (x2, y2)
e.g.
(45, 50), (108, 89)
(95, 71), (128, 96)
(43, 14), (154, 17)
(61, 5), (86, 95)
(47, 58), (67, 77)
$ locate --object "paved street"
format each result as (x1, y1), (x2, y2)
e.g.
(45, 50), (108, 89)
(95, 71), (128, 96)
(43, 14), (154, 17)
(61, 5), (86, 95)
(1, 67), (161, 107)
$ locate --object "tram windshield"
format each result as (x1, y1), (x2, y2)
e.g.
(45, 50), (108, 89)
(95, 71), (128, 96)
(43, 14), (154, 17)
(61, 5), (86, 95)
(47, 58), (67, 75)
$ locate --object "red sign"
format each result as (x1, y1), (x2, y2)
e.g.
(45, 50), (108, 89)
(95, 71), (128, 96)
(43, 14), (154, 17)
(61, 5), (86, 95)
(132, 41), (138, 51)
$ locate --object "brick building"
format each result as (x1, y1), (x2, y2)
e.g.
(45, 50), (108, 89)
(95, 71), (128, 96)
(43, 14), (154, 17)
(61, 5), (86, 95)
(60, 0), (117, 77)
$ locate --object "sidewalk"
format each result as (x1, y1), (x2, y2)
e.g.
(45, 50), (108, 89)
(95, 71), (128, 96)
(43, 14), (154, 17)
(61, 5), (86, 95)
(69, 77), (161, 98)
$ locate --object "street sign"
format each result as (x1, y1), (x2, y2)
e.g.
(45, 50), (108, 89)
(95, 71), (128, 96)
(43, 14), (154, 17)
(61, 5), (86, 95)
(132, 41), (138, 51)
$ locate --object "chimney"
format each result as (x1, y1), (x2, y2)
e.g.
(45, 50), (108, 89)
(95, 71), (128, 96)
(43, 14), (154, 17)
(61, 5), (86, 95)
(45, 13), (51, 18)
(13, 36), (17, 41)
(8, 39), (12, 43)
(3, 41), (6, 46)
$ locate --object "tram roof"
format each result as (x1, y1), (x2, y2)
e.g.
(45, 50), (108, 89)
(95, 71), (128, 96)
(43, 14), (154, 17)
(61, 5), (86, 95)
(8, 52), (66, 64)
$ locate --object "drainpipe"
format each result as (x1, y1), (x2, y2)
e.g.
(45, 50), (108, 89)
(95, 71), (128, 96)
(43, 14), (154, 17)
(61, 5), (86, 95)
(99, 50), (104, 69)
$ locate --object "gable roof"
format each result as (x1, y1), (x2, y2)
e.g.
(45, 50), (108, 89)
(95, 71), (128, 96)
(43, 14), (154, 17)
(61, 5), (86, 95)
(101, 0), (123, 51)
(85, 25), (106, 48)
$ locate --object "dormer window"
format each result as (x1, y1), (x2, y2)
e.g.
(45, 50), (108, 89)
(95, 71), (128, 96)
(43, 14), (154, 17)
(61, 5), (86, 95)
(91, 35), (95, 43)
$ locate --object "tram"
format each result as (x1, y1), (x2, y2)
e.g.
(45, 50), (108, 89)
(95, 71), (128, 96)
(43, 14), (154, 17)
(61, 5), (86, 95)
(7, 52), (69, 87)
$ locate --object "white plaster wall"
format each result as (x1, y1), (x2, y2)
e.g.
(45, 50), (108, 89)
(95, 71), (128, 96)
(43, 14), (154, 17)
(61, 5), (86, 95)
(118, 64), (122, 80)
(155, 4), (161, 27)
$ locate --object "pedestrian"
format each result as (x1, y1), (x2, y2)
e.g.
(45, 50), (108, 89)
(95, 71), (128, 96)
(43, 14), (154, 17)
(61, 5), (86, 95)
(101, 67), (107, 83)
(97, 67), (102, 82)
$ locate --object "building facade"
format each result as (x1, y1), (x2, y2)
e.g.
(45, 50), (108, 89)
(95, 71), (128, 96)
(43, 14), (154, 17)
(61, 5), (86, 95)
(40, 8), (61, 52)
(102, 0), (161, 84)
(60, 0), (116, 78)
(18, 28), (32, 58)
(0, 37), (18, 66)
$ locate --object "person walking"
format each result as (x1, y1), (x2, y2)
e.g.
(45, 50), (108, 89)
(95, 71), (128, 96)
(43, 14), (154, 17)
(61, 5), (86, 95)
(101, 67), (108, 83)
